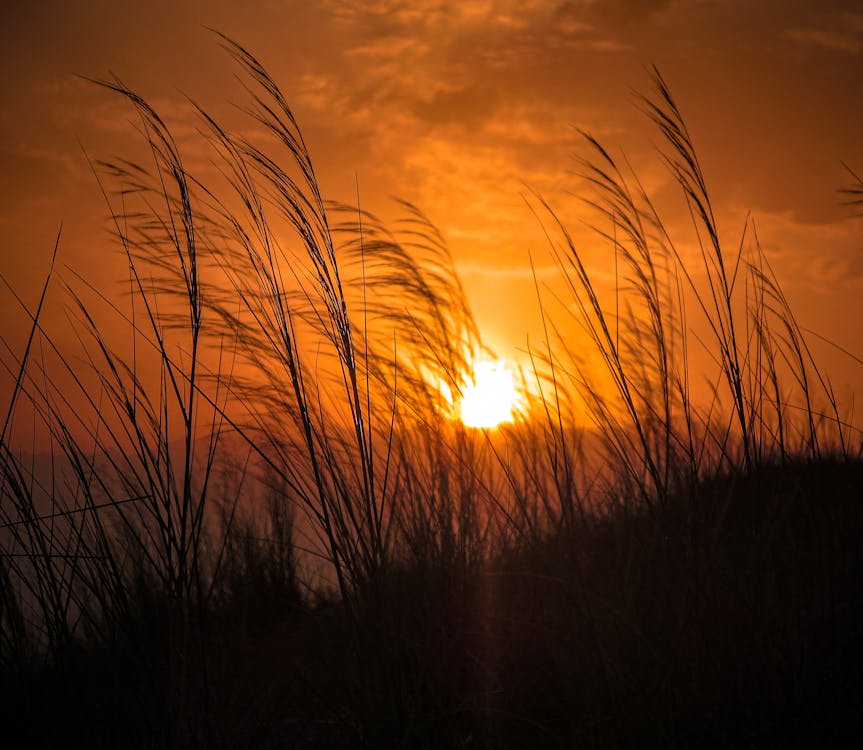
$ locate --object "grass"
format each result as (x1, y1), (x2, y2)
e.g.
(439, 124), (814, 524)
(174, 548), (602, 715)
(1, 38), (862, 748)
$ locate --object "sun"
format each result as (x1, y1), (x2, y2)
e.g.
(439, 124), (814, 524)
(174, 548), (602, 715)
(457, 359), (521, 429)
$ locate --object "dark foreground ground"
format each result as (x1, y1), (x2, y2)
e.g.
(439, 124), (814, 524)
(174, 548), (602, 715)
(3, 459), (862, 748)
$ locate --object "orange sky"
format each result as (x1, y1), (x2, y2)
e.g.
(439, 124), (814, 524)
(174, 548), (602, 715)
(1, 0), (862, 411)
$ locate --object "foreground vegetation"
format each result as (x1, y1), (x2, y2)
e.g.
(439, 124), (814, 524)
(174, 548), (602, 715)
(1, 38), (861, 747)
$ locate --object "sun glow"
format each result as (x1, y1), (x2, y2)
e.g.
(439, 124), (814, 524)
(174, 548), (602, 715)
(457, 359), (521, 429)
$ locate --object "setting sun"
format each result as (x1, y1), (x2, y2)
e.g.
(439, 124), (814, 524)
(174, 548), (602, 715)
(458, 360), (521, 429)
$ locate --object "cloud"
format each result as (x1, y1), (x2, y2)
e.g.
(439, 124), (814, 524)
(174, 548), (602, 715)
(748, 210), (863, 290)
(586, 0), (675, 26)
(786, 9), (863, 56)
(786, 28), (860, 55)
(287, 0), (637, 161)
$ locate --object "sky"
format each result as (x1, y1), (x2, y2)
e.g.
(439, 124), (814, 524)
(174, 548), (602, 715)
(1, 0), (862, 410)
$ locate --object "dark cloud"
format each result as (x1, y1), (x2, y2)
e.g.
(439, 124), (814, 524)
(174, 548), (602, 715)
(589, 0), (674, 26)
(413, 84), (501, 127)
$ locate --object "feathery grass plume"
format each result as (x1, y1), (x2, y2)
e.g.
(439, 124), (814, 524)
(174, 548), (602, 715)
(87, 33), (497, 610)
(327, 198), (482, 415)
(189, 39), (409, 598)
(637, 69), (753, 470)
(327, 199), (506, 569)
(528, 152), (690, 504)
(77, 72), (225, 615)
(527, 66), (857, 511)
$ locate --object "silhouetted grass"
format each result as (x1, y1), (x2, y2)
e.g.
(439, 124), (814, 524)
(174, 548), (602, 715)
(1, 37), (861, 748)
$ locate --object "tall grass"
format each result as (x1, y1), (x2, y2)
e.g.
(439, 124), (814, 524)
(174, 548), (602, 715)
(1, 38), (861, 748)
(525, 68), (857, 512)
